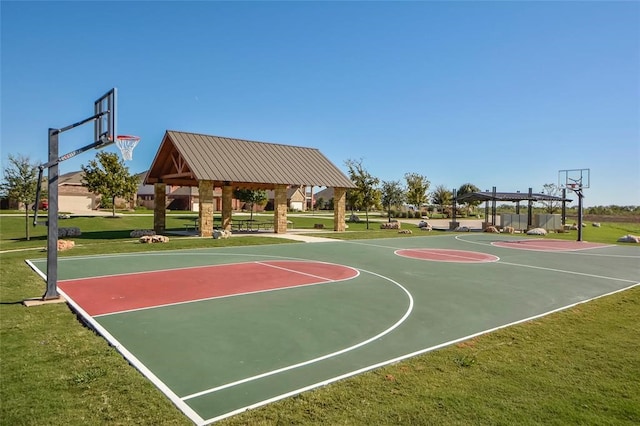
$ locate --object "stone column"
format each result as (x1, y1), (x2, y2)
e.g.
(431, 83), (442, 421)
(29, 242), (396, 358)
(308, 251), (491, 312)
(222, 185), (233, 232)
(153, 183), (166, 234)
(199, 180), (214, 237)
(334, 187), (346, 231)
(273, 185), (288, 234)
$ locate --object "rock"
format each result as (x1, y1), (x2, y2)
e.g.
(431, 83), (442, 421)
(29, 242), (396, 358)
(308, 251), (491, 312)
(57, 240), (75, 251)
(213, 230), (231, 239)
(617, 234), (640, 243)
(526, 228), (547, 235)
(140, 235), (169, 243)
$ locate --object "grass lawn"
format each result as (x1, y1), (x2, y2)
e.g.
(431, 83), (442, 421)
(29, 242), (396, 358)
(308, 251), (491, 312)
(1, 212), (638, 425)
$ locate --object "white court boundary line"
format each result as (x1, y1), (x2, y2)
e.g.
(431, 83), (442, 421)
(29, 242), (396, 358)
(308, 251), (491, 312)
(181, 267), (414, 401)
(24, 259), (207, 426)
(24, 238), (639, 425)
(201, 281), (639, 425)
(25, 254), (413, 426)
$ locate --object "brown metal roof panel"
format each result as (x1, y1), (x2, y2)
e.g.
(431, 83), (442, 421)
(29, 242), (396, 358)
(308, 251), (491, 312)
(163, 131), (354, 187)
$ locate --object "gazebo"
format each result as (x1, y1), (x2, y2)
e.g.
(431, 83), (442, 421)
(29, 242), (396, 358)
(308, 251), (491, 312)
(144, 131), (355, 236)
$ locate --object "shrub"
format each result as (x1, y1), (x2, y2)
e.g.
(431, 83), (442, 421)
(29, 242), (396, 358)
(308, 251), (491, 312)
(380, 222), (401, 229)
(58, 227), (81, 238)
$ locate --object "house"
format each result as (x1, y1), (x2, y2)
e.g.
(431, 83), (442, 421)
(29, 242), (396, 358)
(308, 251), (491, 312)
(265, 186), (307, 211)
(58, 171), (99, 212)
(313, 187), (335, 209)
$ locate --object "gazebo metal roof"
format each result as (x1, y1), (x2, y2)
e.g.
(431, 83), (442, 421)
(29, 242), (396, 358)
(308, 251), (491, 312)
(144, 131), (355, 190)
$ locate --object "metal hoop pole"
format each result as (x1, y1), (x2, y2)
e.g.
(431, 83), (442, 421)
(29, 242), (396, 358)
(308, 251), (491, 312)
(576, 189), (584, 242)
(43, 128), (60, 300)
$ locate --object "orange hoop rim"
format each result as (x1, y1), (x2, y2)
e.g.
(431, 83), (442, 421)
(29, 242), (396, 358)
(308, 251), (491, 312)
(113, 134), (140, 142)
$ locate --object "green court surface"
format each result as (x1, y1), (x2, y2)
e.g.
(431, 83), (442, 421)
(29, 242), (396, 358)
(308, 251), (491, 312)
(27, 233), (640, 425)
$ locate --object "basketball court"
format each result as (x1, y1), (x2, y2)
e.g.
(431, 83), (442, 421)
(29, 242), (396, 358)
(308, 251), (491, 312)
(26, 233), (639, 425)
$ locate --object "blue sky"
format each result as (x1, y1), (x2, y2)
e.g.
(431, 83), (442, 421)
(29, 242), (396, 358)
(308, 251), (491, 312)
(2, 1), (638, 207)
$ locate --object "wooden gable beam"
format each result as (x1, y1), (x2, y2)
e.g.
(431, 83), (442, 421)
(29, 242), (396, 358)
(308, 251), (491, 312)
(160, 151), (195, 180)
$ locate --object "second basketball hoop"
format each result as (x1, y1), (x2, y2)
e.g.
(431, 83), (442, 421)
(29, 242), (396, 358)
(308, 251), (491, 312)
(114, 135), (140, 161)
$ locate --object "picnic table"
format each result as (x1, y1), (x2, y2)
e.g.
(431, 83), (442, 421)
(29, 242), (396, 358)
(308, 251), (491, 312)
(184, 218), (199, 231)
(232, 219), (274, 232)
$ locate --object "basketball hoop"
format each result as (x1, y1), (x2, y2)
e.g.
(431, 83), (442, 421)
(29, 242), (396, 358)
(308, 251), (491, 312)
(114, 135), (140, 161)
(568, 183), (581, 192)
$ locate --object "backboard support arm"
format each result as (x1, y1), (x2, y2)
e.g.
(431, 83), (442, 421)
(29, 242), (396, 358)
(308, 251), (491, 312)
(39, 105), (116, 300)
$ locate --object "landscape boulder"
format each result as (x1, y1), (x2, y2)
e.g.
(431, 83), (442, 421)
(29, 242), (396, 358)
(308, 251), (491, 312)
(617, 234), (640, 243)
(526, 228), (547, 235)
(213, 230), (232, 239)
(140, 235), (169, 243)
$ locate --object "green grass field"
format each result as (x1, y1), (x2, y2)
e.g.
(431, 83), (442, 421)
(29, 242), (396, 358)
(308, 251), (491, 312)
(1, 212), (638, 425)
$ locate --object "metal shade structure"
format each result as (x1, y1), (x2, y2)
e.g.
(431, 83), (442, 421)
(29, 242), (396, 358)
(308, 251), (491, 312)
(456, 189), (573, 230)
(456, 191), (572, 204)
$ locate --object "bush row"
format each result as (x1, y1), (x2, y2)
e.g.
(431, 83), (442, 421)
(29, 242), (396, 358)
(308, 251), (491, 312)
(388, 210), (424, 219)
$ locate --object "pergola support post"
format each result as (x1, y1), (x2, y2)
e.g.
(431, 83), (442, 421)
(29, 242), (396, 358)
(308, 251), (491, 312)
(274, 185), (288, 234)
(333, 187), (346, 231)
(198, 180), (214, 237)
(222, 185), (233, 232)
(153, 183), (166, 234)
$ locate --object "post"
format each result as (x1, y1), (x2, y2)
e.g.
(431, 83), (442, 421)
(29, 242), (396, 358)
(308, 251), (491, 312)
(577, 190), (584, 242)
(333, 187), (346, 231)
(527, 187), (533, 229)
(491, 186), (497, 226)
(450, 188), (458, 230)
(561, 188), (567, 226)
(43, 129), (60, 300)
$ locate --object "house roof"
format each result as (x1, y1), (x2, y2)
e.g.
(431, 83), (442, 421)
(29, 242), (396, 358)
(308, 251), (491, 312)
(265, 186), (305, 199)
(58, 171), (84, 185)
(457, 191), (572, 203)
(145, 131), (355, 190)
(314, 187), (335, 200)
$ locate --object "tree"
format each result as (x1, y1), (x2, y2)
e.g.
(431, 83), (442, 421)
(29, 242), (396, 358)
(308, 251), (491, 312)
(458, 183), (481, 216)
(345, 159), (380, 229)
(233, 189), (267, 220)
(431, 184), (452, 214)
(0, 154), (40, 240)
(541, 183), (562, 213)
(404, 172), (430, 211)
(380, 180), (405, 222)
(81, 152), (139, 217)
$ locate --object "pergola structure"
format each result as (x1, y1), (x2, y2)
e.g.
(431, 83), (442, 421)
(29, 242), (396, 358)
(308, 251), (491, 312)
(456, 187), (573, 228)
(144, 131), (355, 236)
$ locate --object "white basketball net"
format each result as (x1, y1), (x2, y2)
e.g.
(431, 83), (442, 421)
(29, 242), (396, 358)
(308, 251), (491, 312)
(115, 135), (140, 161)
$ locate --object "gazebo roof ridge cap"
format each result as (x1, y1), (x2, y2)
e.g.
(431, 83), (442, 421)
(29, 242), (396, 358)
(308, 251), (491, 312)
(165, 130), (322, 151)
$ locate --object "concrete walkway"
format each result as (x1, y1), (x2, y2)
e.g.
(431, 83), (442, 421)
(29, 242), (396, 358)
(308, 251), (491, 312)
(258, 231), (339, 243)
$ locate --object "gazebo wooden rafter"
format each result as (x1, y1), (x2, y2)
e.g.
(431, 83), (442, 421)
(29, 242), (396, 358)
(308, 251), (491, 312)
(144, 131), (356, 236)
